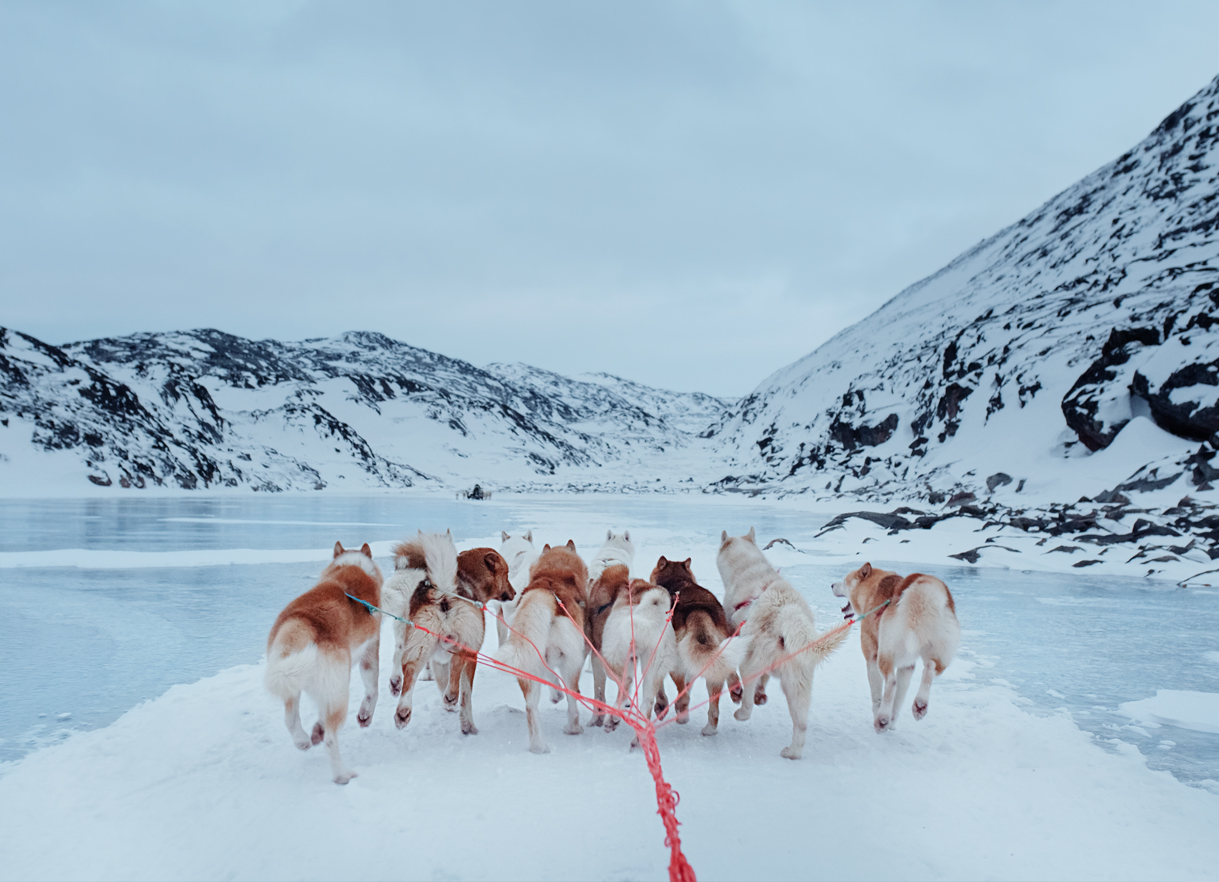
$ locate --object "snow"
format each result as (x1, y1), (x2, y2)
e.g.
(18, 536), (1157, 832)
(1, 504), (1217, 880)
(1119, 690), (1219, 735)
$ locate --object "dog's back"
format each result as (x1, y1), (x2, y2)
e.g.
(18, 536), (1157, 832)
(716, 528), (780, 629)
(588, 529), (635, 583)
(496, 542), (587, 675)
(588, 562), (631, 650)
(877, 572), (959, 673)
(602, 579), (675, 675)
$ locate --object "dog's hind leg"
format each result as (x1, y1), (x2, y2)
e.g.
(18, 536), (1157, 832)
(888, 663), (916, 730)
(284, 694), (311, 750)
(727, 670), (743, 704)
(356, 637), (379, 728)
(874, 654), (898, 733)
(458, 653), (478, 735)
(389, 621), (407, 697)
(433, 656), (456, 710)
(520, 677), (549, 754)
(322, 696), (356, 784)
(589, 654), (608, 726)
(702, 676), (724, 736)
(670, 672), (690, 724)
(654, 679), (670, 720)
(912, 657), (938, 720)
(779, 672), (812, 760)
(561, 655), (584, 736)
(865, 654), (883, 715)
(754, 672), (770, 706)
(734, 654), (758, 722)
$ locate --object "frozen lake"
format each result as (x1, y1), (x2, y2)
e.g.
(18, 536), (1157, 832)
(1, 493), (1216, 788)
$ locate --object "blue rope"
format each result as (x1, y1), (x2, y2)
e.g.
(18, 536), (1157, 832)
(345, 592), (413, 627)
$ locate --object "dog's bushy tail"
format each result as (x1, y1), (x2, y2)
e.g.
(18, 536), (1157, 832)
(776, 601), (847, 672)
(494, 589), (555, 676)
(678, 609), (746, 683)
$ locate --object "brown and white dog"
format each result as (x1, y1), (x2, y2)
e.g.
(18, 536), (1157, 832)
(718, 529), (846, 759)
(586, 562), (631, 727)
(601, 577), (678, 746)
(494, 541), (588, 753)
(650, 556), (743, 736)
(264, 541), (383, 784)
(391, 533), (513, 736)
(832, 563), (960, 732)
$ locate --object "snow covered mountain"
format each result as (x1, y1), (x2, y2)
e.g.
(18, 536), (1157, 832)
(0, 328), (728, 493)
(709, 72), (1219, 505)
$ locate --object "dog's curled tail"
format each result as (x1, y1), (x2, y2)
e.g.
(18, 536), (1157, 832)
(264, 621), (319, 699)
(774, 602), (845, 671)
(792, 619), (850, 669)
(418, 531), (458, 593)
(494, 589), (555, 676)
(678, 612), (746, 683)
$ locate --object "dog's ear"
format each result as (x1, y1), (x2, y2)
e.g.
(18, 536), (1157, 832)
(525, 530), (533, 542)
(607, 529), (613, 541)
(657, 555), (667, 567)
(624, 530), (630, 542)
(860, 562), (872, 580)
(747, 527), (756, 543)
(502, 530), (509, 542)
(485, 551), (501, 573)
(720, 530), (729, 546)
(683, 558), (692, 570)
(333, 541), (345, 558)
(566, 539), (576, 551)
(360, 543), (372, 558)
(543, 543), (551, 553)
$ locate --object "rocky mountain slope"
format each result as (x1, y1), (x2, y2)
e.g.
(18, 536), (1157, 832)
(0, 328), (727, 493)
(709, 72), (1219, 507)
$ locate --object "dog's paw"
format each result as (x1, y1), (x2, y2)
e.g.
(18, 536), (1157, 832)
(357, 709), (373, 728)
(388, 675), (402, 697)
(293, 734), (312, 751)
(780, 746), (802, 760)
(729, 684), (743, 703)
(333, 769), (358, 785)
(394, 706), (412, 729)
(912, 699), (928, 720)
(734, 706), (752, 722)
(874, 714), (892, 733)
(443, 691), (459, 710)
(589, 713), (605, 727)
(564, 722), (584, 736)
(550, 690), (563, 704)
(701, 723), (718, 737)
(754, 689), (768, 706)
(529, 742), (551, 755)
(311, 722), (325, 745)
(605, 717), (620, 732)
(676, 710), (690, 725)
(461, 720), (479, 736)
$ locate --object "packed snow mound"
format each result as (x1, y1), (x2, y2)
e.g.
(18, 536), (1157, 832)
(709, 72), (1219, 504)
(0, 328), (730, 494)
(1119, 690), (1219, 734)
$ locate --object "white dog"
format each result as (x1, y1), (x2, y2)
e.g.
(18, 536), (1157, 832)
(587, 529), (636, 582)
(497, 530), (540, 647)
(717, 529), (845, 759)
(601, 577), (677, 747)
(831, 562), (960, 732)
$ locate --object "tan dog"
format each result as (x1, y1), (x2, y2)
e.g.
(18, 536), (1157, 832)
(264, 541), (383, 784)
(392, 534), (513, 736)
(586, 563), (631, 727)
(495, 541), (588, 753)
(650, 556), (744, 736)
(718, 529), (846, 759)
(832, 563), (960, 732)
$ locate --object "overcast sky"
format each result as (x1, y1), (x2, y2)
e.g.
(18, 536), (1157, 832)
(2, 2), (1218, 397)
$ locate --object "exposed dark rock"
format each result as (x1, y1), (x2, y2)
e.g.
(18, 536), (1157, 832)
(986, 472), (1013, 492)
(1072, 559), (1103, 567)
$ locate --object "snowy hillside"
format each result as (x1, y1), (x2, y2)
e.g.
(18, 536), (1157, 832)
(0, 328), (729, 494)
(710, 73), (1219, 506)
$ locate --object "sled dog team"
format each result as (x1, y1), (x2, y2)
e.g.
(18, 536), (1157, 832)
(265, 528), (961, 783)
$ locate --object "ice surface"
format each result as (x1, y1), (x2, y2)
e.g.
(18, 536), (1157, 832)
(1, 494), (1217, 880)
